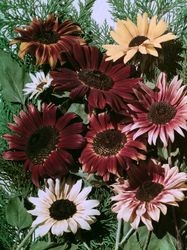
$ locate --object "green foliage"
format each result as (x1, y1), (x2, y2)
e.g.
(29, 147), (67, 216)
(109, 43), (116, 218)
(6, 197), (32, 230)
(0, 50), (30, 104)
(0, 188), (17, 250)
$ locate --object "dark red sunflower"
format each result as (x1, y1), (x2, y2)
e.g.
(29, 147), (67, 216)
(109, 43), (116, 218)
(3, 104), (85, 186)
(10, 15), (85, 68)
(51, 44), (140, 112)
(79, 113), (146, 181)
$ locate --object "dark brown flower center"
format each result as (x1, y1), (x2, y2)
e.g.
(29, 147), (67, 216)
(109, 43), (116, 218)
(36, 81), (48, 91)
(93, 129), (126, 156)
(33, 29), (60, 44)
(129, 36), (148, 47)
(148, 101), (176, 124)
(26, 126), (58, 164)
(49, 199), (77, 220)
(78, 70), (114, 90)
(136, 181), (164, 202)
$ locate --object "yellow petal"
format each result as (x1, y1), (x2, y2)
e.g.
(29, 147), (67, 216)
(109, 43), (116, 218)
(146, 46), (158, 57)
(103, 44), (126, 62)
(137, 13), (148, 36)
(18, 42), (29, 59)
(123, 18), (139, 37)
(139, 45), (147, 54)
(153, 33), (177, 44)
(152, 19), (168, 38)
(123, 48), (138, 63)
(147, 16), (157, 38)
(116, 20), (133, 43)
(110, 31), (129, 45)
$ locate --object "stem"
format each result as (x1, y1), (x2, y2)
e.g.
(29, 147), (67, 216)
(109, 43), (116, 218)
(16, 226), (37, 250)
(143, 231), (151, 250)
(119, 227), (134, 246)
(83, 242), (91, 250)
(172, 207), (183, 250)
(115, 219), (122, 250)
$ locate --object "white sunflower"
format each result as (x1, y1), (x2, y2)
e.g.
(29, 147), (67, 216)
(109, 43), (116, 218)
(28, 178), (100, 237)
(23, 71), (53, 99)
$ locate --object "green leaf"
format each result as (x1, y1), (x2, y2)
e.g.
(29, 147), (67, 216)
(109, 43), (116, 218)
(0, 50), (29, 104)
(29, 241), (55, 250)
(6, 197), (32, 229)
(67, 103), (89, 124)
(120, 225), (177, 250)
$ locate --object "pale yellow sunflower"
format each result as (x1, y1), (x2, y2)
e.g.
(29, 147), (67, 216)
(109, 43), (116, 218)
(103, 13), (176, 64)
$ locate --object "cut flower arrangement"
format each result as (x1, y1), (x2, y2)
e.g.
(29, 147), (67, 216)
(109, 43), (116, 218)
(0, 1), (187, 250)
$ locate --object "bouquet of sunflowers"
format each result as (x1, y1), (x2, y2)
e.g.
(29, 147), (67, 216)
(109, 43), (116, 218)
(0, 1), (187, 249)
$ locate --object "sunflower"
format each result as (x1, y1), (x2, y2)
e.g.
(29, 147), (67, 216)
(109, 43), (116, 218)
(23, 71), (53, 99)
(3, 104), (85, 186)
(79, 113), (146, 181)
(10, 15), (85, 68)
(123, 73), (187, 147)
(51, 44), (140, 112)
(111, 159), (187, 230)
(103, 13), (176, 64)
(28, 178), (100, 237)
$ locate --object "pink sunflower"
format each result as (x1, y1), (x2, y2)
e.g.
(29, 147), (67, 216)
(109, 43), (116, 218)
(111, 159), (187, 230)
(79, 113), (146, 181)
(123, 73), (187, 147)
(3, 104), (85, 186)
(51, 44), (140, 112)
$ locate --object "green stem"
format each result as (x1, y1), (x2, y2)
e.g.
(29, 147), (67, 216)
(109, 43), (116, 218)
(16, 225), (37, 250)
(115, 219), (122, 250)
(143, 231), (151, 250)
(119, 227), (134, 246)
(172, 207), (183, 250)
(83, 242), (91, 250)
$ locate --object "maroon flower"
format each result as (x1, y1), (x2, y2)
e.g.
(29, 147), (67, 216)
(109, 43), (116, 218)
(79, 113), (146, 181)
(10, 15), (85, 68)
(51, 45), (140, 112)
(3, 104), (85, 186)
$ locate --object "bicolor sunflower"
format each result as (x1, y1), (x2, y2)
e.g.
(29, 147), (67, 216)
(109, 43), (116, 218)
(79, 113), (146, 181)
(103, 13), (176, 64)
(51, 44), (140, 112)
(123, 73), (187, 147)
(111, 159), (187, 230)
(28, 178), (100, 237)
(10, 15), (85, 68)
(3, 104), (85, 186)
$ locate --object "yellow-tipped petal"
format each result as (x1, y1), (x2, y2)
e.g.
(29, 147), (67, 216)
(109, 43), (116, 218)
(116, 20), (133, 43)
(146, 46), (158, 57)
(153, 33), (177, 44)
(137, 13), (149, 36)
(153, 19), (168, 38)
(110, 31), (129, 46)
(123, 48), (138, 63)
(147, 16), (157, 38)
(123, 19), (139, 37)
(18, 42), (29, 59)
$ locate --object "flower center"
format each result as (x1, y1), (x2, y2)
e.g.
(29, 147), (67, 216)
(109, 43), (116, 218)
(148, 101), (176, 124)
(26, 127), (58, 164)
(129, 36), (148, 47)
(93, 129), (126, 156)
(136, 181), (164, 202)
(49, 199), (77, 220)
(36, 81), (48, 91)
(78, 70), (114, 90)
(33, 29), (60, 44)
